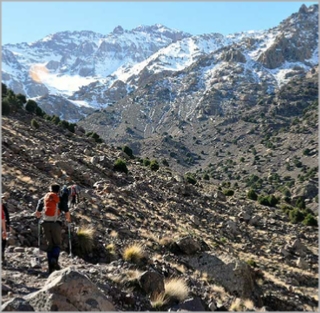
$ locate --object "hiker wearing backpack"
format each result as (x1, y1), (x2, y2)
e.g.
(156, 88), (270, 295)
(1, 194), (11, 265)
(1, 203), (7, 265)
(69, 184), (80, 209)
(1, 193), (11, 232)
(35, 183), (71, 274)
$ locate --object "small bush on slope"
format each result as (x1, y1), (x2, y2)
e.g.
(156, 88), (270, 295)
(113, 158), (128, 174)
(164, 277), (189, 302)
(76, 225), (95, 255)
(122, 243), (145, 264)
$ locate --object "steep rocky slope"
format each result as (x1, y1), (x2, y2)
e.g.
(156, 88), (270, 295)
(1, 103), (318, 311)
(78, 65), (318, 204)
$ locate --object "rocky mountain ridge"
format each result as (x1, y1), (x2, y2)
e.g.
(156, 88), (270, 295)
(2, 5), (318, 123)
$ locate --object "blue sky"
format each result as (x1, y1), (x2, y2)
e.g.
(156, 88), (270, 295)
(2, 1), (318, 45)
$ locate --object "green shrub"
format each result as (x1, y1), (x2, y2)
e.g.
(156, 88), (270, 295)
(283, 196), (291, 204)
(295, 197), (306, 209)
(35, 106), (45, 117)
(268, 194), (279, 207)
(113, 158), (128, 174)
(302, 214), (318, 227)
(150, 160), (159, 171)
(16, 93), (27, 105)
(2, 83), (8, 96)
(246, 259), (257, 267)
(86, 131), (103, 143)
(203, 173), (210, 180)
(25, 99), (38, 113)
(281, 204), (293, 215)
(68, 123), (76, 133)
(185, 173), (197, 185)
(303, 148), (311, 156)
(2, 98), (11, 115)
(59, 120), (70, 129)
(51, 115), (60, 125)
(162, 159), (169, 167)
(123, 145), (134, 159)
(258, 194), (278, 207)
(143, 158), (151, 166)
(31, 119), (39, 129)
(289, 208), (305, 224)
(223, 189), (234, 196)
(258, 194), (267, 205)
(247, 189), (258, 200)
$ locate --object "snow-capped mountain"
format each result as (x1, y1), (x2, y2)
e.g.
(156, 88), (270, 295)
(2, 24), (190, 119)
(2, 4), (318, 123)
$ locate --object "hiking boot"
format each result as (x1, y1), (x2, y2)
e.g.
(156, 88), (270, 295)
(48, 262), (54, 274)
(55, 263), (61, 271)
(49, 258), (61, 272)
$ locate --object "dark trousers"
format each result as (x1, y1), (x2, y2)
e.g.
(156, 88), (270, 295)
(70, 195), (78, 207)
(42, 222), (61, 262)
(1, 238), (7, 260)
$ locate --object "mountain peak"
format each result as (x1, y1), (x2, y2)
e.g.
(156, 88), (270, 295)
(112, 25), (124, 35)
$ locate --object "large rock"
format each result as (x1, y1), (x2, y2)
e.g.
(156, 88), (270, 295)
(187, 252), (262, 305)
(176, 236), (202, 255)
(138, 271), (165, 296)
(1, 297), (35, 311)
(292, 182), (318, 200)
(24, 267), (115, 311)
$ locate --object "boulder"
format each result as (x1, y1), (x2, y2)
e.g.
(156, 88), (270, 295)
(138, 271), (165, 296)
(214, 191), (226, 202)
(1, 297), (35, 311)
(24, 267), (115, 311)
(187, 252), (262, 304)
(176, 236), (202, 255)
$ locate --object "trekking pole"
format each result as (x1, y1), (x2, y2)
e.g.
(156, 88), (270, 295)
(36, 220), (41, 266)
(68, 222), (73, 258)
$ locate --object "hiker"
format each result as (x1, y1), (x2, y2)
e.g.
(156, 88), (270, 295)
(60, 185), (70, 208)
(1, 194), (11, 265)
(35, 183), (71, 274)
(69, 184), (80, 209)
(1, 193), (11, 232)
(1, 204), (7, 265)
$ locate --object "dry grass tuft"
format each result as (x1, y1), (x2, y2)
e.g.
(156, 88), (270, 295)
(109, 230), (118, 238)
(122, 243), (146, 263)
(150, 293), (168, 310)
(105, 243), (116, 254)
(76, 225), (95, 254)
(150, 277), (189, 309)
(164, 277), (189, 302)
(158, 236), (174, 246)
(229, 298), (254, 311)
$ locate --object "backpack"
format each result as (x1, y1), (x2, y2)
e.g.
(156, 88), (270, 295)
(61, 186), (70, 198)
(43, 192), (60, 219)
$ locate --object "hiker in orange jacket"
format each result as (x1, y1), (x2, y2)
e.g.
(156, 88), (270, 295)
(35, 183), (71, 274)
